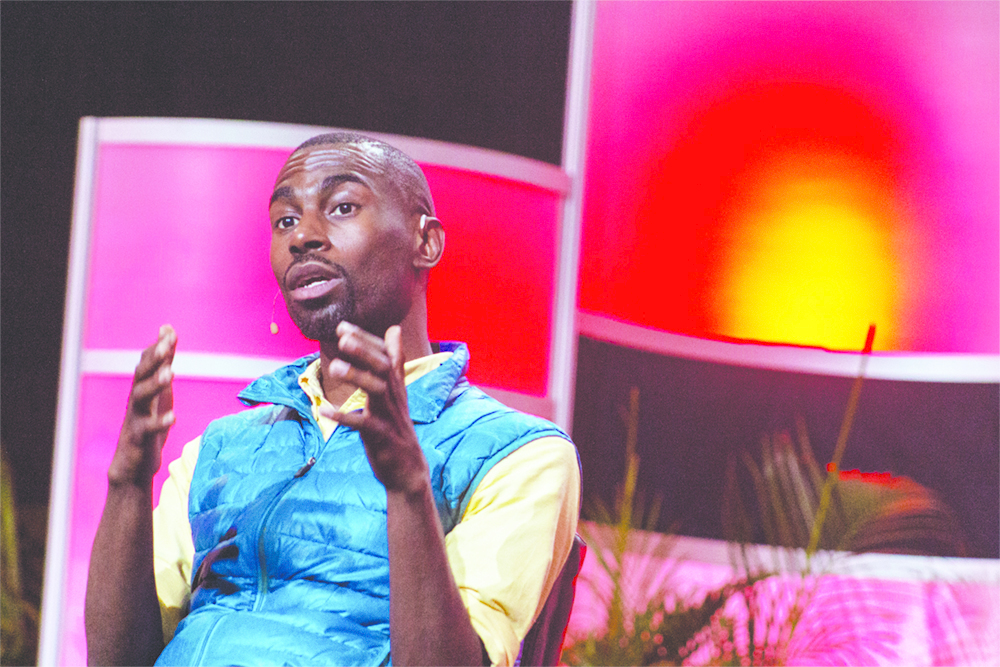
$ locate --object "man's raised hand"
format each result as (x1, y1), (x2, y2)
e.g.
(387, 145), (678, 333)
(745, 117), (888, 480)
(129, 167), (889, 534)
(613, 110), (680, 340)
(323, 322), (429, 495)
(108, 325), (177, 488)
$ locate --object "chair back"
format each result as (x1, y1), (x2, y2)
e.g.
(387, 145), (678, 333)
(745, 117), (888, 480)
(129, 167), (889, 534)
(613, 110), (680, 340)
(518, 534), (586, 666)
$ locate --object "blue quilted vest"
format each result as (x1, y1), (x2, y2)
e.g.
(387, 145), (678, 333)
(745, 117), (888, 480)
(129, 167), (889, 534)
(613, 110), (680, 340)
(155, 343), (568, 667)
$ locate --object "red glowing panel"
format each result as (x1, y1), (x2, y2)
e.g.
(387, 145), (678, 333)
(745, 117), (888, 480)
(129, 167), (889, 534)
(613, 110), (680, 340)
(581, 1), (998, 353)
(423, 165), (558, 396)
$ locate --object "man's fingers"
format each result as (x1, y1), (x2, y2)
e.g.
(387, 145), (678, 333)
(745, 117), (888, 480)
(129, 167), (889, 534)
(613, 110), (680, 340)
(328, 359), (388, 396)
(124, 411), (176, 441)
(384, 326), (405, 375)
(109, 326), (178, 485)
(158, 368), (174, 415)
(130, 365), (174, 409)
(133, 325), (177, 381)
(152, 410), (176, 430)
(333, 408), (390, 443)
(332, 408), (364, 431)
(335, 322), (391, 375)
(329, 323), (422, 493)
(336, 320), (383, 346)
(331, 410), (387, 450)
(321, 406), (390, 443)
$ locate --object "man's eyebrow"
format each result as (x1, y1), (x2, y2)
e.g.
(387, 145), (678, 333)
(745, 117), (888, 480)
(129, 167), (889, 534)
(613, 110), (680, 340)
(270, 185), (294, 206)
(320, 173), (368, 195)
(270, 174), (370, 206)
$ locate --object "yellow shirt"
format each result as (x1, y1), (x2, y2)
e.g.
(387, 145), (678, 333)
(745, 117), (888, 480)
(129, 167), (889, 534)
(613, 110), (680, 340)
(152, 352), (580, 666)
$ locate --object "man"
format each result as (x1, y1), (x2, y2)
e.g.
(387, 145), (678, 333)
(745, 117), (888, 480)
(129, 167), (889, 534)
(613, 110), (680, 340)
(85, 133), (580, 666)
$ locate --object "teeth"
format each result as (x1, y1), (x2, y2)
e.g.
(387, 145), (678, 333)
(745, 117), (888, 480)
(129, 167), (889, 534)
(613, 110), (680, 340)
(300, 277), (329, 288)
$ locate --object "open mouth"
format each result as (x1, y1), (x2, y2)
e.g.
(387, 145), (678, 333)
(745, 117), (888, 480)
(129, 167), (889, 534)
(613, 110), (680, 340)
(285, 261), (343, 302)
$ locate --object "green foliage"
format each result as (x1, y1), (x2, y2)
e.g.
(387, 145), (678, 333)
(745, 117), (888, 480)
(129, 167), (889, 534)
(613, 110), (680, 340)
(2, 448), (39, 666)
(711, 326), (967, 664)
(563, 577), (749, 666)
(564, 327), (969, 666)
(564, 388), (770, 666)
(722, 417), (969, 559)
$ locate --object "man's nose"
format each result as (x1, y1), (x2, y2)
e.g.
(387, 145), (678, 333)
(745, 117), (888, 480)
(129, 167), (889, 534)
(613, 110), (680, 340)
(290, 213), (329, 253)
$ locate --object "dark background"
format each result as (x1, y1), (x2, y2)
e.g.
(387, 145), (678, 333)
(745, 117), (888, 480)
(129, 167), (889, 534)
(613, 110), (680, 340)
(572, 338), (999, 558)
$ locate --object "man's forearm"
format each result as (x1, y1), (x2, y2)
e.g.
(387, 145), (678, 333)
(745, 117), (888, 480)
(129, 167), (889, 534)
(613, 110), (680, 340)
(328, 324), (486, 664)
(386, 480), (487, 666)
(85, 483), (164, 666)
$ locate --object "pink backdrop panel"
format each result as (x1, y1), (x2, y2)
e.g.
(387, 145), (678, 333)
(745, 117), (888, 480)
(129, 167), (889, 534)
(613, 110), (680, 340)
(84, 144), (558, 394)
(61, 374), (251, 666)
(84, 144), (317, 359)
(423, 165), (558, 396)
(568, 540), (1000, 664)
(62, 134), (562, 663)
(580, 1), (998, 353)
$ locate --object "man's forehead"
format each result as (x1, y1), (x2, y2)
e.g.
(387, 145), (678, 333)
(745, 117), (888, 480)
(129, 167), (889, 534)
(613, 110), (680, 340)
(272, 142), (411, 210)
(277, 143), (389, 184)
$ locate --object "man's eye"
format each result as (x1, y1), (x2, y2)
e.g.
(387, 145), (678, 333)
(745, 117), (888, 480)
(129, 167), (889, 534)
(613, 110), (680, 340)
(275, 216), (297, 230)
(332, 203), (357, 216)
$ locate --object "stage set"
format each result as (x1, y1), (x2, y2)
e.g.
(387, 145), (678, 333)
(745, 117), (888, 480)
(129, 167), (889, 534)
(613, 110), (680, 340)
(39, 2), (997, 665)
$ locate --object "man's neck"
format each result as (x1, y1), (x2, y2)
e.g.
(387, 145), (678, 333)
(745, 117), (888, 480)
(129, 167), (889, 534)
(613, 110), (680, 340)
(316, 316), (434, 408)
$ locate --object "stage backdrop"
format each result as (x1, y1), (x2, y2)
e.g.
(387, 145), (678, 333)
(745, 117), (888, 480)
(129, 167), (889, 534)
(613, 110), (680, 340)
(579, 1), (999, 364)
(42, 117), (570, 666)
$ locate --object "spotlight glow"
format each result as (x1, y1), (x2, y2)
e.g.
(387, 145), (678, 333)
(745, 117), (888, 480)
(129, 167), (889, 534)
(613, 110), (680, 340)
(714, 150), (905, 350)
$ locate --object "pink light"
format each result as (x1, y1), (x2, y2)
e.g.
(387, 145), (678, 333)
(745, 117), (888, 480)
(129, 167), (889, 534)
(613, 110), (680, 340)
(581, 1), (998, 353)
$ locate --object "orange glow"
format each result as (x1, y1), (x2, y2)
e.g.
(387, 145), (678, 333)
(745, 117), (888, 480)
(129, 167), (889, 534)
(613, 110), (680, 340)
(712, 150), (905, 351)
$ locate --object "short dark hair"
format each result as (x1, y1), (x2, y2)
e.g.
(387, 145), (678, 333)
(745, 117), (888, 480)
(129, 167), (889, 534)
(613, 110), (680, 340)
(294, 132), (436, 217)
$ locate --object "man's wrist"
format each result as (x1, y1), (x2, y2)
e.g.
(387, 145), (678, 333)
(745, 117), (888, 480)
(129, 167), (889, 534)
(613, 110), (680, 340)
(386, 467), (433, 505)
(107, 454), (156, 490)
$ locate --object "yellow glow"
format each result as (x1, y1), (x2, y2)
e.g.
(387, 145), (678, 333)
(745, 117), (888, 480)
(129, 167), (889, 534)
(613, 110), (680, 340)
(714, 152), (902, 350)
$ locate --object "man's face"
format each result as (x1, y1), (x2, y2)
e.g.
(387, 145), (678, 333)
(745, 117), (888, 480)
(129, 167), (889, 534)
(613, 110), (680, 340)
(269, 143), (418, 342)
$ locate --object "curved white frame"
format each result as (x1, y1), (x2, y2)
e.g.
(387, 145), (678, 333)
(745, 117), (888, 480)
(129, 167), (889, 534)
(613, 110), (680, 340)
(39, 118), (100, 667)
(579, 311), (1000, 383)
(95, 117), (571, 194)
(551, 0), (596, 431)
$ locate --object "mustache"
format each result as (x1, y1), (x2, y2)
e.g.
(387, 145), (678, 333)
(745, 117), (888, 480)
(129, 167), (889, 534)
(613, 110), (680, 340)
(282, 253), (348, 287)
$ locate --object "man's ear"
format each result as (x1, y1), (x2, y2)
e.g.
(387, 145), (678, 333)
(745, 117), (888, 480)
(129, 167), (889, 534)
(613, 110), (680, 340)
(414, 215), (444, 270)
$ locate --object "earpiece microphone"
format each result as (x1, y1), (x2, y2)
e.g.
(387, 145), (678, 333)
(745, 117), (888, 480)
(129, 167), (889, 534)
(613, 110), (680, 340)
(270, 290), (280, 335)
(419, 214), (428, 235)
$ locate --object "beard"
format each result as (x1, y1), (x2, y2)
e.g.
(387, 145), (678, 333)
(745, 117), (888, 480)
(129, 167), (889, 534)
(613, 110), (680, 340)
(282, 259), (358, 342)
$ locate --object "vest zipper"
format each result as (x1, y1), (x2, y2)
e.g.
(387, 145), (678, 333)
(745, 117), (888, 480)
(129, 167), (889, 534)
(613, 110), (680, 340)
(251, 457), (316, 612)
(294, 456), (316, 477)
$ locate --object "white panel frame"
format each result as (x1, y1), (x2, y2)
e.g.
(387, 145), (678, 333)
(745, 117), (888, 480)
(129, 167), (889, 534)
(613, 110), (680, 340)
(581, 522), (1000, 584)
(551, 0), (597, 433)
(78, 349), (555, 420)
(579, 310), (1000, 383)
(39, 118), (99, 667)
(95, 117), (570, 194)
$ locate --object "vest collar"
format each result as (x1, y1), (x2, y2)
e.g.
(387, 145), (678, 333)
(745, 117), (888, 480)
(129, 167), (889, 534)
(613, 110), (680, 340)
(237, 342), (470, 425)
(238, 353), (319, 416)
(407, 342), (468, 424)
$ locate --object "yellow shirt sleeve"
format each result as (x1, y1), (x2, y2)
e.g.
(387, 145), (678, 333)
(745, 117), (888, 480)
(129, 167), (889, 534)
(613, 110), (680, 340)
(152, 435), (199, 644)
(446, 436), (581, 667)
